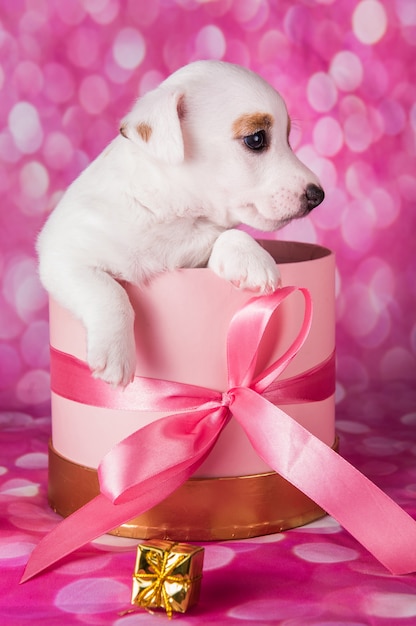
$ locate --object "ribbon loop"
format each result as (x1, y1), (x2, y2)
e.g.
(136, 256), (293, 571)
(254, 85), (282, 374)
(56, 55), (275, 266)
(226, 286), (311, 389)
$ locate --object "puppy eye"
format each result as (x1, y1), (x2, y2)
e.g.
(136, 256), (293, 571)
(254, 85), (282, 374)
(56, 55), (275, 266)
(243, 130), (267, 151)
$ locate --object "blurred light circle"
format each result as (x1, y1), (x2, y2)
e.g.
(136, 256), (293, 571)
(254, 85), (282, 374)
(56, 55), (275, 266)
(85, 0), (119, 24)
(54, 577), (130, 614)
(330, 50), (363, 91)
(19, 161), (49, 198)
(194, 25), (226, 59)
(352, 0), (387, 45)
(16, 370), (51, 405)
(8, 102), (43, 154)
(15, 274), (48, 322)
(313, 116), (343, 156)
(113, 27), (146, 70)
(307, 72), (338, 112)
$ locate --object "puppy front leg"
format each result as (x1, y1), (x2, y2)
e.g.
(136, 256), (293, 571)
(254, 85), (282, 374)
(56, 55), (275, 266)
(42, 264), (136, 387)
(208, 230), (280, 294)
(84, 272), (136, 387)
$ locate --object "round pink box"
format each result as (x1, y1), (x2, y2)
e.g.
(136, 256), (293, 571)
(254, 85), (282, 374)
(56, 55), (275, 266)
(48, 240), (336, 540)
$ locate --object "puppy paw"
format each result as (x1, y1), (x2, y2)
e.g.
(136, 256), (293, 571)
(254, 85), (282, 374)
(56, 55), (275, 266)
(208, 230), (281, 294)
(87, 329), (136, 388)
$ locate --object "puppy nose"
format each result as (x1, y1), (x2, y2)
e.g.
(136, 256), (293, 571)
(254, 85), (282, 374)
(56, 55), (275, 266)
(305, 184), (325, 211)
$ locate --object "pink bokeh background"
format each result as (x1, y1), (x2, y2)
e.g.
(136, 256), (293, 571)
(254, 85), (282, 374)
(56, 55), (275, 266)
(2, 2), (416, 624)
(1, 0), (416, 417)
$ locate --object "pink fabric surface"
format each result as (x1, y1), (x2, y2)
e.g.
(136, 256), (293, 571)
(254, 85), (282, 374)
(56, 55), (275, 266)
(1, 0), (416, 623)
(3, 390), (416, 625)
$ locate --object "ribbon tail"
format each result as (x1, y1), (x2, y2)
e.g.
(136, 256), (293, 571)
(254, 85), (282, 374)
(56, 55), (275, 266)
(21, 465), (196, 583)
(232, 387), (416, 576)
(21, 405), (229, 582)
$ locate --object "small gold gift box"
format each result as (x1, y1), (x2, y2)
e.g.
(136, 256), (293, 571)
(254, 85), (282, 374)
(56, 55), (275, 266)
(131, 540), (204, 617)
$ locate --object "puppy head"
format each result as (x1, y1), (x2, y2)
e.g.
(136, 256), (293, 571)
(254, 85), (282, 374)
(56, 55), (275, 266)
(120, 61), (324, 231)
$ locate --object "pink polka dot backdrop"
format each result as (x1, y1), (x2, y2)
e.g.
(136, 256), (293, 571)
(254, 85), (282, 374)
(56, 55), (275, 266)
(1, 1), (416, 624)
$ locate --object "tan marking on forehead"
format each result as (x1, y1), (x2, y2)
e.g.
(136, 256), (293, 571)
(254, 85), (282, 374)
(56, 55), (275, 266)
(232, 113), (273, 138)
(287, 116), (291, 137)
(136, 122), (152, 142)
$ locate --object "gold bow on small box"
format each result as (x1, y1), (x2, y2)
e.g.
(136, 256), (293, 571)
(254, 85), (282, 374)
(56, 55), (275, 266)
(131, 540), (204, 618)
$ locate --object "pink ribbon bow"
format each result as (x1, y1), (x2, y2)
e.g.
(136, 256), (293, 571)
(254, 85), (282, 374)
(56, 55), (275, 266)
(22, 286), (416, 582)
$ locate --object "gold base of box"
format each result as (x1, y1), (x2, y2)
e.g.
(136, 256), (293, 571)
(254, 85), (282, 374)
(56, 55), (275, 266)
(48, 438), (338, 541)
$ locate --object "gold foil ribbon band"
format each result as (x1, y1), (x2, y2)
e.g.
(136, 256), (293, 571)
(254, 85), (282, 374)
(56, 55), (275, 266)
(48, 437), (339, 541)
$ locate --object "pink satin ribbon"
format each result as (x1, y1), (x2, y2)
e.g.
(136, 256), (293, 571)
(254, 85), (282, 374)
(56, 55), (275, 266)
(22, 286), (416, 582)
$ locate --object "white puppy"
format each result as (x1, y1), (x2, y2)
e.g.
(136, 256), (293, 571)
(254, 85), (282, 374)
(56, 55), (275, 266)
(37, 60), (324, 387)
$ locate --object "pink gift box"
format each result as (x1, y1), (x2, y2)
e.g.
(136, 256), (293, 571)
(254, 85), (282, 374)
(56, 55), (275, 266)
(47, 240), (336, 540)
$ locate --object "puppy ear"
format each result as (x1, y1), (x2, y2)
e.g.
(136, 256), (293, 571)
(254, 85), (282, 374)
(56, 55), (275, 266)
(119, 89), (185, 165)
